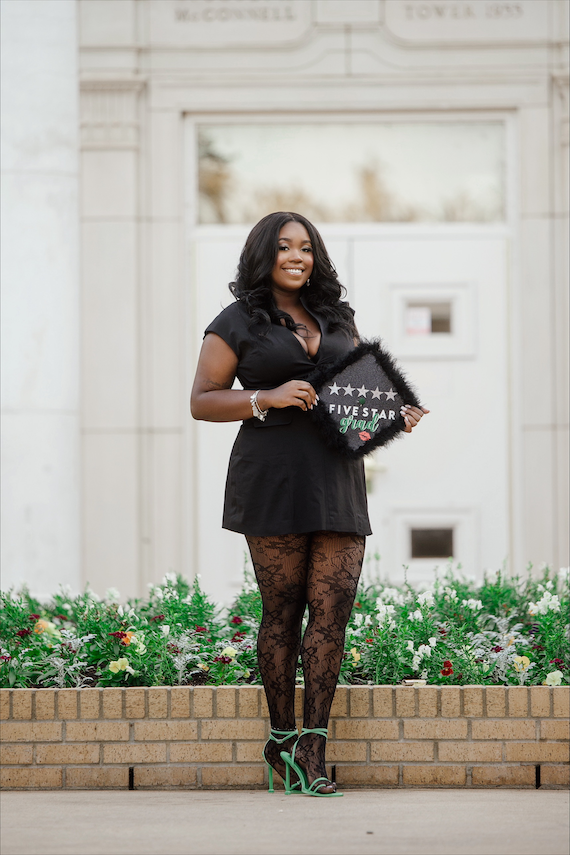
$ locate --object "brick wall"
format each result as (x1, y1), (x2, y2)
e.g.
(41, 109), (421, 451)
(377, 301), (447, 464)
(1, 686), (568, 790)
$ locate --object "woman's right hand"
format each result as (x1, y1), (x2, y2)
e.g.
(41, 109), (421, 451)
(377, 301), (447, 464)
(259, 380), (318, 412)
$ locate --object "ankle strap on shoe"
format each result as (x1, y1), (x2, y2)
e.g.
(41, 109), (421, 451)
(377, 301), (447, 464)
(300, 727), (328, 739)
(269, 728), (298, 744)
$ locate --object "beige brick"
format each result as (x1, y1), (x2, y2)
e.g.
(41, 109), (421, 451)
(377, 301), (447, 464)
(472, 766), (535, 787)
(36, 744), (100, 765)
(170, 742), (233, 763)
(202, 766), (264, 787)
(235, 741), (265, 763)
(336, 765), (399, 787)
(463, 687), (484, 717)
(79, 690), (101, 719)
(171, 688), (190, 718)
(485, 687), (506, 717)
(135, 766), (197, 788)
(11, 691), (33, 720)
(530, 687), (551, 718)
(125, 688), (146, 719)
(0, 690), (10, 720)
(134, 721), (198, 742)
(438, 742), (502, 762)
(541, 720), (570, 741)
(505, 743), (570, 762)
(371, 742), (433, 762)
(260, 691), (269, 718)
(103, 743), (167, 764)
(35, 691), (55, 720)
(200, 719), (265, 741)
(57, 690), (78, 720)
(441, 687), (461, 717)
(216, 687), (236, 718)
(508, 687), (529, 717)
(148, 688), (168, 719)
(65, 722), (129, 742)
(472, 720), (536, 740)
(403, 766), (466, 787)
(372, 687), (393, 718)
(237, 687), (259, 718)
(0, 744), (33, 764)
(294, 687), (304, 718)
(395, 687), (416, 718)
(327, 741), (367, 762)
(403, 720), (467, 740)
(334, 720), (398, 740)
(330, 686), (348, 717)
(0, 722), (62, 743)
(418, 687), (437, 718)
(1, 767), (62, 789)
(540, 765), (570, 788)
(102, 689), (123, 719)
(553, 688), (570, 718)
(66, 767), (128, 789)
(193, 688), (213, 718)
(349, 687), (370, 717)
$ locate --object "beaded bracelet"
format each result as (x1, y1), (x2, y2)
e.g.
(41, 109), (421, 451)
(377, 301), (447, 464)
(250, 390), (268, 422)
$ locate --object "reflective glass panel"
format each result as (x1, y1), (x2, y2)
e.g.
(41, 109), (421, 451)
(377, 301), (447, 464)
(197, 122), (505, 224)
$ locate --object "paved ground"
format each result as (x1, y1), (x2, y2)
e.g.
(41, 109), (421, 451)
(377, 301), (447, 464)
(1, 789), (568, 855)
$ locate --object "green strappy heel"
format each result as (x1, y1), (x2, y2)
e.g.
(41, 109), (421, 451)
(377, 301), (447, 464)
(280, 727), (343, 797)
(263, 728), (301, 794)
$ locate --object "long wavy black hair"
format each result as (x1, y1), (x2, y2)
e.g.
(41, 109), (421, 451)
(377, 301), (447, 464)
(229, 211), (357, 338)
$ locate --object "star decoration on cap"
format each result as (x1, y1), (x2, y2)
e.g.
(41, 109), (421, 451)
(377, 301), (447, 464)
(328, 382), (340, 395)
(385, 388), (397, 401)
(356, 385), (369, 398)
(371, 387), (383, 400)
(342, 384), (355, 396)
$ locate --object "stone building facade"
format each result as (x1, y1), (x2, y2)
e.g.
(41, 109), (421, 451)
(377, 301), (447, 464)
(2, 0), (568, 600)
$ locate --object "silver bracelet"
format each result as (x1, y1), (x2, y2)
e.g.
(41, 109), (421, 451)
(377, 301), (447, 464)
(250, 390), (268, 422)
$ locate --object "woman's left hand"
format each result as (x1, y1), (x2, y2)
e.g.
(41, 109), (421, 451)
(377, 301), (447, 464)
(401, 404), (430, 433)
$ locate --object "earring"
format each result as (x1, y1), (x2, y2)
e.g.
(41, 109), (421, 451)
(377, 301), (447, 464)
(306, 278), (310, 287)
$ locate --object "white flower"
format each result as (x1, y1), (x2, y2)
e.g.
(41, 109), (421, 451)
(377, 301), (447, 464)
(443, 586), (458, 601)
(410, 609), (423, 622)
(418, 644), (432, 659)
(376, 601), (396, 627)
(417, 591), (434, 608)
(544, 670), (563, 687)
(105, 587), (121, 602)
(364, 615), (373, 627)
(529, 592), (561, 615)
(160, 625), (170, 637)
(85, 589), (100, 603)
(461, 599), (483, 611)
(379, 587), (405, 606)
(428, 637), (437, 647)
(354, 614), (364, 627)
(162, 572), (177, 585)
(406, 640), (415, 651)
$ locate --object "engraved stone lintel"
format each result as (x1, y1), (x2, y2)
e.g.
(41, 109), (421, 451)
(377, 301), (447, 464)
(80, 81), (145, 149)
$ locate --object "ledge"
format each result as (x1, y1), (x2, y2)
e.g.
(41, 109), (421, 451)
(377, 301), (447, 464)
(1, 686), (568, 790)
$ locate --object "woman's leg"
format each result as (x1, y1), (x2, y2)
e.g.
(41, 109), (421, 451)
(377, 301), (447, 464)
(245, 533), (310, 775)
(296, 531), (365, 790)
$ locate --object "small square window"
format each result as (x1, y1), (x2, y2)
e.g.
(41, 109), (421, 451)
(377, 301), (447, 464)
(411, 527), (454, 559)
(406, 302), (452, 335)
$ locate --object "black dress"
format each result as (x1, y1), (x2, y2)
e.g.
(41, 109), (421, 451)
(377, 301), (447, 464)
(204, 296), (372, 537)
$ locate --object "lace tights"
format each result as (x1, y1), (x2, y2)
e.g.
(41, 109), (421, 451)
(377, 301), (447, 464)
(246, 531), (365, 787)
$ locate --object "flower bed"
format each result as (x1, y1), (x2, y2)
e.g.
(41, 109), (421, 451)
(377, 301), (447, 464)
(1, 566), (568, 690)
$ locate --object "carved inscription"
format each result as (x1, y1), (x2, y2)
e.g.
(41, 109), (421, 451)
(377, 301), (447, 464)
(174, 2), (296, 23)
(403, 3), (524, 20)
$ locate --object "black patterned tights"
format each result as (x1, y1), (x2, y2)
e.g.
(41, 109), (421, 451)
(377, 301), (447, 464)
(246, 531), (365, 789)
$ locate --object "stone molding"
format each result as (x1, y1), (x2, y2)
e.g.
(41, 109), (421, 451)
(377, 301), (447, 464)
(80, 81), (145, 150)
(0, 686), (568, 790)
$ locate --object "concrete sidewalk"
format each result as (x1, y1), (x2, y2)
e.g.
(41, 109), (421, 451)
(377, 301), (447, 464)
(1, 789), (568, 855)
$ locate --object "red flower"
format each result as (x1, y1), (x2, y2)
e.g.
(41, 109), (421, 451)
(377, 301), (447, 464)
(195, 625), (207, 633)
(492, 646), (503, 653)
(55, 614), (71, 621)
(0, 655), (12, 662)
(358, 431), (371, 442)
(108, 631), (128, 639)
(231, 631), (246, 642)
(231, 616), (243, 625)
(214, 655), (232, 665)
(150, 614), (165, 622)
(441, 659), (454, 676)
(365, 638), (374, 644)
(438, 628), (447, 636)
(29, 614), (40, 621)
(16, 629), (32, 637)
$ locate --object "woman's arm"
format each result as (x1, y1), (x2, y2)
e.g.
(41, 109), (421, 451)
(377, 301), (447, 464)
(190, 333), (318, 422)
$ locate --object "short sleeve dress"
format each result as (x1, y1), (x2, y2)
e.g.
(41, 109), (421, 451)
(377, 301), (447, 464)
(204, 296), (372, 537)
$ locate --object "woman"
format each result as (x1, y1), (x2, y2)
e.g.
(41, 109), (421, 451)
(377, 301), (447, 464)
(191, 212), (428, 797)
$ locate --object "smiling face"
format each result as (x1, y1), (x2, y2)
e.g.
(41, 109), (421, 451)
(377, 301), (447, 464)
(270, 221), (314, 298)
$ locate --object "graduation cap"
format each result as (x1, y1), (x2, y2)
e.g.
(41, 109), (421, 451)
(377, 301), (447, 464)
(308, 340), (421, 459)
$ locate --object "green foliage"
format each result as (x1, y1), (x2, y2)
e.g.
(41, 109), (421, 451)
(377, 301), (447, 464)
(0, 565), (568, 688)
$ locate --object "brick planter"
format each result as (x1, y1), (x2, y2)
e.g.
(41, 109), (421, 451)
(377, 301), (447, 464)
(0, 686), (568, 790)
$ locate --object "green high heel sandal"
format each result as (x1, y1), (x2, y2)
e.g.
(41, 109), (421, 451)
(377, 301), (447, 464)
(280, 727), (343, 797)
(263, 728), (301, 794)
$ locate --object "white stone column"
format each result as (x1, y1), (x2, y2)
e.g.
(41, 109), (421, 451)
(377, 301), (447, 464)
(1, 0), (81, 596)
